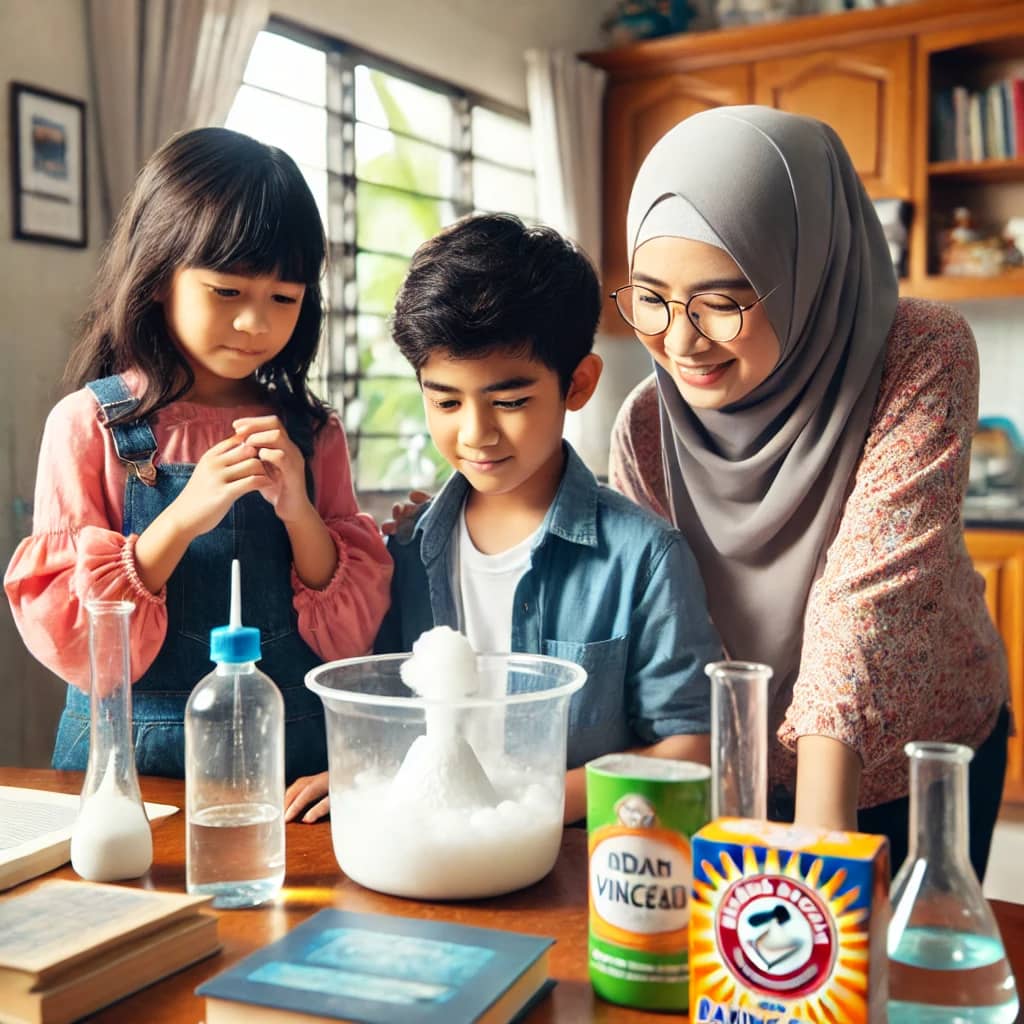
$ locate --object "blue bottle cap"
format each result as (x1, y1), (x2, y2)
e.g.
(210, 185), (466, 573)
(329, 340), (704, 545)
(210, 625), (261, 664)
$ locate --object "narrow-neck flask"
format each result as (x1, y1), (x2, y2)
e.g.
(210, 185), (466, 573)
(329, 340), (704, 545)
(705, 661), (771, 820)
(70, 599), (153, 881)
(185, 561), (285, 908)
(888, 741), (1019, 1023)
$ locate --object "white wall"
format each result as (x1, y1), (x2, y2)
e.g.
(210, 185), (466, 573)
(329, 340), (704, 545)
(0, 0), (103, 765)
(956, 300), (1024, 426)
(274, 0), (607, 108)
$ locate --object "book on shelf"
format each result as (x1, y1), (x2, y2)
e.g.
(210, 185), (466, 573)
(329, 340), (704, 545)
(987, 83), (1007, 161)
(0, 785), (177, 892)
(1014, 79), (1024, 159)
(0, 878), (219, 1024)
(197, 908), (555, 1024)
(936, 78), (1024, 164)
(953, 85), (971, 161)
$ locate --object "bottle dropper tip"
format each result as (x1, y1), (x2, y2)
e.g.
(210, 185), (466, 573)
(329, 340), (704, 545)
(229, 559), (241, 630)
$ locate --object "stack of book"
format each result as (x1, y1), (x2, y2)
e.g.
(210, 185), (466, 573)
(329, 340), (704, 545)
(932, 81), (1024, 163)
(0, 879), (219, 1024)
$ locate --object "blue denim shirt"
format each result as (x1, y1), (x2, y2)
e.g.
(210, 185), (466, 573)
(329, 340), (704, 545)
(375, 443), (722, 769)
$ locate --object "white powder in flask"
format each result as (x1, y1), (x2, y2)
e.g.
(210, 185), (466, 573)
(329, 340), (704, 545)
(70, 753), (153, 882)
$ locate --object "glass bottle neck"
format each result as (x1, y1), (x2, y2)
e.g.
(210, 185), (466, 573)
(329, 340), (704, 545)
(85, 601), (140, 798)
(907, 748), (971, 867)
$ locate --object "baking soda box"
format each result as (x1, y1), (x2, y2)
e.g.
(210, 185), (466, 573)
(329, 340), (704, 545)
(690, 819), (889, 1024)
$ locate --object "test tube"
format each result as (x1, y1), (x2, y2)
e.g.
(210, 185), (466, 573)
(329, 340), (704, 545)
(706, 661), (772, 820)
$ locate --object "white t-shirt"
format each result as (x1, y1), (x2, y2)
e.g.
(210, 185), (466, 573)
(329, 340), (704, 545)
(455, 504), (540, 655)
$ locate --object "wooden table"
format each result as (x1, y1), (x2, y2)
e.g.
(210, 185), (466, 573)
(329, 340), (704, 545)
(5, 768), (1023, 1023)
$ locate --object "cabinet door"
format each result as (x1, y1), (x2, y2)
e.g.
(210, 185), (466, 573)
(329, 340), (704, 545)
(602, 67), (750, 333)
(754, 39), (911, 199)
(965, 532), (1024, 798)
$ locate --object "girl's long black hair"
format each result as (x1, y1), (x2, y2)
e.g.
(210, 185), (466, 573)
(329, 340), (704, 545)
(67, 127), (330, 457)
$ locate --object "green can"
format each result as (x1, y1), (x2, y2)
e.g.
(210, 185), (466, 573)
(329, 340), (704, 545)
(586, 753), (711, 1012)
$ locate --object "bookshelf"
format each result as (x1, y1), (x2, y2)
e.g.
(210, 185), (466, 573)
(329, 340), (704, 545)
(908, 16), (1024, 294)
(583, 0), (1024, 325)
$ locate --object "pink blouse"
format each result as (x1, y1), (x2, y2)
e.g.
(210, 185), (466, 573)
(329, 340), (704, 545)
(5, 372), (393, 690)
(610, 298), (1010, 808)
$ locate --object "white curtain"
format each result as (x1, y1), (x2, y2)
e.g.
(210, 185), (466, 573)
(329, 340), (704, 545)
(524, 49), (606, 268)
(526, 50), (621, 476)
(86, 0), (268, 231)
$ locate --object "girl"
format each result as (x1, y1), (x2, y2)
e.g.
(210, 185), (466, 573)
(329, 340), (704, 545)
(5, 127), (393, 781)
(609, 105), (1009, 879)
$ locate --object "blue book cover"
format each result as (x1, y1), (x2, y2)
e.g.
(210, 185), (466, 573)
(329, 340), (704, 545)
(196, 909), (554, 1024)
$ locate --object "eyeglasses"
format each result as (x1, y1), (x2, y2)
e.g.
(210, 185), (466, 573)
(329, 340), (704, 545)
(610, 283), (778, 343)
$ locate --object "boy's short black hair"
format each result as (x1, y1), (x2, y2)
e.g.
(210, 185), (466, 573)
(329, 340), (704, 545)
(391, 213), (601, 394)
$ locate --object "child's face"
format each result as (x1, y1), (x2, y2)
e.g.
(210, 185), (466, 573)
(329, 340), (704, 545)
(163, 267), (305, 397)
(420, 349), (570, 505)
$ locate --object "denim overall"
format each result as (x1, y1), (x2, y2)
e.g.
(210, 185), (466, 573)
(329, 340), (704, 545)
(52, 375), (327, 780)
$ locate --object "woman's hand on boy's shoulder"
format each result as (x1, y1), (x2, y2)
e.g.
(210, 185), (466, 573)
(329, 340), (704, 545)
(381, 490), (431, 537)
(284, 771), (331, 823)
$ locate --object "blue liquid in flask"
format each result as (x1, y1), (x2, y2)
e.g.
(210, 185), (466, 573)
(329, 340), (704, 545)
(888, 743), (1019, 1024)
(889, 926), (1019, 1024)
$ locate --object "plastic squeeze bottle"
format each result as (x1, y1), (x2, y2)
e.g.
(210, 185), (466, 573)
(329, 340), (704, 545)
(185, 560), (285, 907)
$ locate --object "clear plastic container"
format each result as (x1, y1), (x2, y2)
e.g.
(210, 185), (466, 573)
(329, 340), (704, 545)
(70, 599), (153, 882)
(888, 741), (1019, 1023)
(305, 652), (585, 900)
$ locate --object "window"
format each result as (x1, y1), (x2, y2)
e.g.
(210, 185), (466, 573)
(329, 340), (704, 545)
(226, 25), (537, 491)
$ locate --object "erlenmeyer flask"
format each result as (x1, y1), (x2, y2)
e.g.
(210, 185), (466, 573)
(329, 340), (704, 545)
(888, 741), (1018, 1023)
(705, 661), (771, 820)
(69, 599), (153, 881)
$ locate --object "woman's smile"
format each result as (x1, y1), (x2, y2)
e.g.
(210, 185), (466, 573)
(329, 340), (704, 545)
(673, 359), (734, 387)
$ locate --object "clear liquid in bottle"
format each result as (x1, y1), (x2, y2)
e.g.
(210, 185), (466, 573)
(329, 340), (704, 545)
(185, 561), (285, 908)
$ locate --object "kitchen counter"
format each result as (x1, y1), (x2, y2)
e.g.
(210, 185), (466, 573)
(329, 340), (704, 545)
(964, 495), (1024, 531)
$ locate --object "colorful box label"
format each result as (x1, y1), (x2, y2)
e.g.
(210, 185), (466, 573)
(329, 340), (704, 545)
(690, 819), (889, 1024)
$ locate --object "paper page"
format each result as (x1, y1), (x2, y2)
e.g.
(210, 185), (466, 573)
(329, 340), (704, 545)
(0, 879), (209, 975)
(0, 786), (177, 891)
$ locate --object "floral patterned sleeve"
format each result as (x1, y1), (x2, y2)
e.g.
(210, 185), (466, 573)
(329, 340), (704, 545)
(779, 300), (1007, 806)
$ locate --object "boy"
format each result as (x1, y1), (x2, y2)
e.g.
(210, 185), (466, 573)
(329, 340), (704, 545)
(286, 214), (720, 824)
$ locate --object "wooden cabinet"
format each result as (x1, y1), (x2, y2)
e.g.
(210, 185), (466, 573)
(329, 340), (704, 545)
(584, 0), (1024, 322)
(965, 530), (1024, 803)
(602, 67), (750, 314)
(753, 39), (912, 199)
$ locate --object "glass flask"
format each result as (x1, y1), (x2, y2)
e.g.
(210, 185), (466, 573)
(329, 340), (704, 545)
(706, 661), (771, 820)
(888, 741), (1019, 1023)
(69, 599), (153, 881)
(185, 561), (285, 908)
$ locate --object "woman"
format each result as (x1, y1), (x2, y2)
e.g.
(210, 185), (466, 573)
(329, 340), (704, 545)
(609, 105), (1010, 879)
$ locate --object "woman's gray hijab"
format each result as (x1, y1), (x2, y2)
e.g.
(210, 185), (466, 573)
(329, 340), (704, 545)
(626, 106), (898, 729)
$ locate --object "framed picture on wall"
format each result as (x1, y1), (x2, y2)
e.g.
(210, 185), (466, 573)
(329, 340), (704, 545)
(9, 82), (87, 248)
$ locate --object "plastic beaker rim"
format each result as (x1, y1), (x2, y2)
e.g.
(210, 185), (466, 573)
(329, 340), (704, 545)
(304, 651), (587, 709)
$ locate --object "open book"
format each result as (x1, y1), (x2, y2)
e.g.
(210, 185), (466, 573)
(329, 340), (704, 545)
(0, 785), (177, 891)
(0, 878), (219, 1024)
